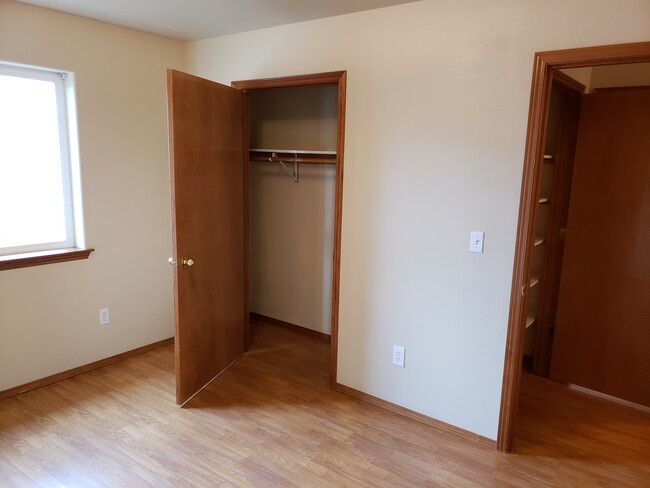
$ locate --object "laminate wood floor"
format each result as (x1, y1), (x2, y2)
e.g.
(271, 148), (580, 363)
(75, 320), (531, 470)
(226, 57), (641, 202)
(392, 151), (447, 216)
(1, 321), (648, 487)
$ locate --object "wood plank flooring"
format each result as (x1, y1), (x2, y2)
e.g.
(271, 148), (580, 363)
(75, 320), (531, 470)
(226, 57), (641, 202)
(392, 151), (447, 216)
(1, 321), (648, 487)
(513, 371), (650, 487)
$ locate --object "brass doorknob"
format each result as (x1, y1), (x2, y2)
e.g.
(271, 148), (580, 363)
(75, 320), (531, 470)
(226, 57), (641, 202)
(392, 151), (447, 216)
(182, 258), (195, 267)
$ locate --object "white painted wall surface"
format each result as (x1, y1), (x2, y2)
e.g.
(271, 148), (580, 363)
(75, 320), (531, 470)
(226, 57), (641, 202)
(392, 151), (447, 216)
(248, 86), (338, 151)
(250, 163), (335, 334)
(186, 0), (650, 439)
(0, 1), (184, 390)
(590, 62), (650, 88)
(560, 67), (593, 91)
(562, 63), (650, 92)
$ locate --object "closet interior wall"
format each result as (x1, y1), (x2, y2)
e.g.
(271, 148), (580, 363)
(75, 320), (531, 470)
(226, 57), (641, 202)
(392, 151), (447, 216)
(248, 86), (338, 335)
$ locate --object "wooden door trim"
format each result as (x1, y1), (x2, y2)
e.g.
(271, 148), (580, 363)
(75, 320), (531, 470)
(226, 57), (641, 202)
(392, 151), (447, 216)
(232, 71), (346, 91)
(552, 69), (586, 95)
(331, 71), (347, 388)
(497, 41), (650, 453)
(241, 90), (251, 351)
(167, 71), (182, 400)
(232, 70), (347, 388)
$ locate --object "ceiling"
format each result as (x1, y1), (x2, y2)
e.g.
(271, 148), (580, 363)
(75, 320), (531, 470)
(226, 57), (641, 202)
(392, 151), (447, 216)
(14, 0), (420, 41)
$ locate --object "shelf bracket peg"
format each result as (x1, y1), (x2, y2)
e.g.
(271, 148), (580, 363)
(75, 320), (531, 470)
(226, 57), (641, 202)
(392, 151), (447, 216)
(293, 153), (299, 183)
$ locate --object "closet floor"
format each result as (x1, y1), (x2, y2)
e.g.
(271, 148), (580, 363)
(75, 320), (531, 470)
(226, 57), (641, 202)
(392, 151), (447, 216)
(1, 321), (649, 487)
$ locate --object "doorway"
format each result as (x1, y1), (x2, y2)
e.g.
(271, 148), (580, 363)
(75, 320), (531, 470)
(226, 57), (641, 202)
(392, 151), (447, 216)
(497, 41), (650, 453)
(233, 72), (346, 386)
(167, 70), (346, 405)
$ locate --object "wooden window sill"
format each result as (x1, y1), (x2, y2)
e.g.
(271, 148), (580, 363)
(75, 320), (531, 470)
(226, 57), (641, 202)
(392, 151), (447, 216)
(0, 248), (94, 271)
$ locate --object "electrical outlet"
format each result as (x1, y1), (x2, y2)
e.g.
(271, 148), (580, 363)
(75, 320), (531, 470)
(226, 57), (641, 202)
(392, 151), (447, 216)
(99, 308), (110, 325)
(392, 345), (405, 368)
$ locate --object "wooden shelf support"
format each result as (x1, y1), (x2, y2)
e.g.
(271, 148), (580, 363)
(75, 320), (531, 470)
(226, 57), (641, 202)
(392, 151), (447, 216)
(526, 315), (536, 328)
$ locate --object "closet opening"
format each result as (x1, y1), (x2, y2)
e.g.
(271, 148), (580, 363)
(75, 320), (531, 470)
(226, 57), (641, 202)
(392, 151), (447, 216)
(497, 42), (650, 453)
(232, 72), (347, 387)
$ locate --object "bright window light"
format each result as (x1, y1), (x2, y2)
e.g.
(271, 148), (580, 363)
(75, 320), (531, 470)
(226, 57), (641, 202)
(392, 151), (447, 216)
(0, 63), (82, 256)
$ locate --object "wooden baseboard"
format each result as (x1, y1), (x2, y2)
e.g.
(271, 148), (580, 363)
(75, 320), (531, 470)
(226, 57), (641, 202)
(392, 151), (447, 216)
(0, 337), (174, 401)
(335, 383), (496, 449)
(568, 383), (650, 413)
(250, 312), (331, 342)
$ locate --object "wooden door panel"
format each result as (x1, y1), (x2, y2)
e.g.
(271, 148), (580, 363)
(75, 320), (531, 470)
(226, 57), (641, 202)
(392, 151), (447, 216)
(167, 69), (245, 404)
(550, 88), (650, 406)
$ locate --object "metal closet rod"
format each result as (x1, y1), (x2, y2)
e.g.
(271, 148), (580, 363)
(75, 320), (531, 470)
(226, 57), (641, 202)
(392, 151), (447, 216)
(249, 148), (337, 183)
(249, 148), (336, 155)
(249, 149), (338, 165)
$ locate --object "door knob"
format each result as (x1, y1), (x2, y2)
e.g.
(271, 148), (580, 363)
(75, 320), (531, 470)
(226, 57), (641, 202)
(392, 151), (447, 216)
(182, 258), (195, 267)
(168, 257), (177, 267)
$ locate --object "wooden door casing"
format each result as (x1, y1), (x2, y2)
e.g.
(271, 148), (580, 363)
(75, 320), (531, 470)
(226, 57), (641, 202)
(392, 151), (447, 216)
(167, 69), (245, 405)
(549, 87), (650, 407)
(232, 71), (347, 388)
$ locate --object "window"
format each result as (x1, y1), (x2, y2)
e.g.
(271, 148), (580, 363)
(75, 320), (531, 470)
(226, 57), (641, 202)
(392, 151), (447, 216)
(0, 62), (91, 270)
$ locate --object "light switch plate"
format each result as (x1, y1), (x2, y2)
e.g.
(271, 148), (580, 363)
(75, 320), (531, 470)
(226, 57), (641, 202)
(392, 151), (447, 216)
(470, 231), (484, 253)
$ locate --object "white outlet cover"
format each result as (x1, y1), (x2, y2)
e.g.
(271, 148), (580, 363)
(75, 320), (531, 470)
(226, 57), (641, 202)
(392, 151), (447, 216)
(392, 345), (405, 368)
(99, 308), (110, 325)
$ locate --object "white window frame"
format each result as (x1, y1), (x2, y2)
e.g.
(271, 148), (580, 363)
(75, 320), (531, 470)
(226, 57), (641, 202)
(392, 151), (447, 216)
(0, 61), (85, 258)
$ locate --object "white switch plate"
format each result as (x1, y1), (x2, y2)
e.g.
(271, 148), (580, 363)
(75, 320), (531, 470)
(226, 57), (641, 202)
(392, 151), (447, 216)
(470, 231), (484, 253)
(99, 308), (110, 325)
(392, 345), (405, 368)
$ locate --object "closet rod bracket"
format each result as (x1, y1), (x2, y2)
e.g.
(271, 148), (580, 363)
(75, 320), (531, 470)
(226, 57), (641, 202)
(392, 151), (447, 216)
(270, 152), (299, 183)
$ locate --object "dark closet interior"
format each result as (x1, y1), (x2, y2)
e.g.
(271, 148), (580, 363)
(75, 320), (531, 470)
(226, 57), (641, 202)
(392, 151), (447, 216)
(522, 65), (650, 408)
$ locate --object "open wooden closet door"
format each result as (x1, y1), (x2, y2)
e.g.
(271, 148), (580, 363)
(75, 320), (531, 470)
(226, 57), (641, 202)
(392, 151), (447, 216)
(167, 69), (245, 405)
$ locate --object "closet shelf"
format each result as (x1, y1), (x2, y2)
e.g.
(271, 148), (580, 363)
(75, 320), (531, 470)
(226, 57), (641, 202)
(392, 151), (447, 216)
(526, 315), (536, 329)
(249, 149), (337, 165)
(538, 197), (550, 204)
(533, 237), (545, 247)
(530, 275), (541, 288)
(543, 154), (554, 163)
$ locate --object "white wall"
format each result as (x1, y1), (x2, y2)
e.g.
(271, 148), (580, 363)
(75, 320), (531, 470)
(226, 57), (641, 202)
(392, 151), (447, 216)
(250, 163), (335, 334)
(0, 1), (184, 390)
(186, 0), (650, 439)
(590, 62), (650, 89)
(563, 63), (650, 92)
(248, 86), (338, 151)
(561, 67), (593, 91)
